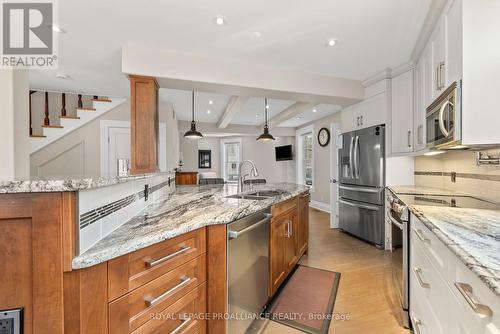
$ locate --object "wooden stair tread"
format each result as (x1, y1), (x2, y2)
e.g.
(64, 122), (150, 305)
(42, 125), (64, 128)
(59, 116), (80, 119)
(91, 98), (112, 102)
(30, 134), (47, 138)
(77, 107), (97, 111)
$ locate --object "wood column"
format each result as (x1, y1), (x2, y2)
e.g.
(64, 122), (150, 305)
(61, 93), (67, 117)
(129, 75), (159, 174)
(44, 91), (50, 126)
(207, 225), (228, 334)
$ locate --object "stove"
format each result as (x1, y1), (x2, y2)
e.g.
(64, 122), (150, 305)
(392, 194), (500, 210)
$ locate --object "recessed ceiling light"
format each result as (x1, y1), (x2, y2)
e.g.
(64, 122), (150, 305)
(50, 25), (66, 33)
(56, 73), (69, 79)
(265, 105), (269, 109)
(214, 16), (226, 26)
(325, 39), (337, 47)
(313, 109), (317, 113)
(207, 109), (211, 114)
(250, 31), (262, 40)
(424, 151), (445, 156)
(255, 114), (260, 118)
(208, 100), (213, 105)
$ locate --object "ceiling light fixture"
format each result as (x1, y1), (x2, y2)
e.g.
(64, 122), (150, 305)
(326, 39), (337, 47)
(207, 109), (211, 114)
(424, 151), (446, 156)
(214, 16), (226, 26)
(50, 25), (66, 33)
(250, 31), (262, 40)
(184, 91), (203, 139)
(209, 100), (213, 105)
(257, 97), (275, 141)
(313, 109), (317, 113)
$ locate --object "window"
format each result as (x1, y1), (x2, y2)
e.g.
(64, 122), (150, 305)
(221, 138), (242, 182)
(296, 125), (314, 189)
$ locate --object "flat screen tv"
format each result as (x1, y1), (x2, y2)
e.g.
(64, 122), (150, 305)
(275, 145), (293, 161)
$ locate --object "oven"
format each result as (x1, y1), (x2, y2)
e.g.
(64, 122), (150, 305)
(426, 80), (462, 150)
(386, 191), (410, 328)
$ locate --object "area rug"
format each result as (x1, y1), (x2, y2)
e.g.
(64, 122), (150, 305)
(266, 265), (341, 334)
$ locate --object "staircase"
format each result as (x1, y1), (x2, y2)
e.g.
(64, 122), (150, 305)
(30, 92), (126, 154)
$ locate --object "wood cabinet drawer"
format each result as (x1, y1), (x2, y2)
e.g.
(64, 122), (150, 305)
(131, 282), (206, 334)
(271, 197), (297, 217)
(109, 256), (206, 333)
(108, 228), (206, 301)
(411, 214), (450, 279)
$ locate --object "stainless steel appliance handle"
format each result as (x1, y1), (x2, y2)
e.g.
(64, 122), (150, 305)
(413, 267), (430, 288)
(454, 282), (493, 317)
(354, 136), (360, 179)
(339, 185), (380, 193)
(339, 199), (380, 211)
(438, 100), (453, 137)
(145, 246), (192, 267)
(413, 228), (430, 243)
(387, 212), (403, 230)
(413, 319), (423, 334)
(349, 137), (355, 179)
(145, 276), (191, 306)
(171, 317), (192, 334)
(228, 213), (272, 239)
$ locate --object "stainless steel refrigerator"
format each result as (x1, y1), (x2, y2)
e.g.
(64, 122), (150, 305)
(339, 124), (385, 248)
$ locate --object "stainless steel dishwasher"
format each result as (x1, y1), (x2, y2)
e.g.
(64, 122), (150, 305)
(227, 208), (272, 334)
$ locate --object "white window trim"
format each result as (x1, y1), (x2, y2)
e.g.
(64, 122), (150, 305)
(220, 137), (242, 183)
(295, 124), (315, 192)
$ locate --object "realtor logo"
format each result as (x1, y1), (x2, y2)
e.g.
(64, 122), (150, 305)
(1, 0), (58, 68)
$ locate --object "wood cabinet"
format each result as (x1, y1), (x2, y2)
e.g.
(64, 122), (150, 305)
(269, 193), (309, 297)
(176, 172), (198, 185)
(410, 214), (500, 333)
(130, 75), (159, 174)
(391, 69), (415, 154)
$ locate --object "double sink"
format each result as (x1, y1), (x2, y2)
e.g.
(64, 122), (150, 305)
(226, 189), (286, 200)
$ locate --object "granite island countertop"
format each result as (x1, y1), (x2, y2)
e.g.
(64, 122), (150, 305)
(0, 172), (172, 193)
(72, 182), (309, 269)
(388, 185), (500, 296)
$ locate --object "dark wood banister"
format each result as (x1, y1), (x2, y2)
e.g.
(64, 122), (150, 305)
(61, 93), (66, 117)
(29, 90), (36, 136)
(44, 92), (50, 126)
(78, 94), (83, 108)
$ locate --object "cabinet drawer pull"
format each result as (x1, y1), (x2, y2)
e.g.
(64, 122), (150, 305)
(413, 319), (422, 334)
(171, 317), (192, 334)
(288, 220), (293, 237)
(145, 276), (192, 307)
(407, 130), (412, 148)
(413, 228), (430, 243)
(454, 282), (493, 317)
(413, 267), (430, 289)
(145, 246), (192, 267)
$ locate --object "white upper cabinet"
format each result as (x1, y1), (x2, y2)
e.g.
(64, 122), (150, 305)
(445, 0), (463, 86)
(391, 69), (415, 154)
(340, 102), (363, 133)
(430, 19), (446, 100)
(361, 92), (387, 130)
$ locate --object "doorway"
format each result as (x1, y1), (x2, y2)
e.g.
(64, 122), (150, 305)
(330, 123), (341, 229)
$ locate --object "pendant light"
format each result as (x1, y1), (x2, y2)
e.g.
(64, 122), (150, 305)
(257, 97), (275, 141)
(184, 91), (203, 139)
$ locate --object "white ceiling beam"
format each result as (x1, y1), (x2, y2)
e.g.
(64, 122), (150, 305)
(122, 46), (363, 106)
(267, 102), (317, 128)
(217, 96), (249, 129)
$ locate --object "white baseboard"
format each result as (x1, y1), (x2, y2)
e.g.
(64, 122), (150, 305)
(310, 200), (331, 213)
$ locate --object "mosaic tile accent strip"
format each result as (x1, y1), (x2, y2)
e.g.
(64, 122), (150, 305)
(415, 171), (500, 181)
(79, 179), (171, 229)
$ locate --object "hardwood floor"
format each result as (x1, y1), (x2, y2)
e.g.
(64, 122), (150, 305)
(255, 208), (410, 334)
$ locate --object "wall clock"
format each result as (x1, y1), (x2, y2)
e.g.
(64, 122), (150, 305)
(318, 127), (330, 147)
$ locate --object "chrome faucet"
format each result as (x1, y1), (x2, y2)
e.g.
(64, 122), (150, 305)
(238, 160), (259, 193)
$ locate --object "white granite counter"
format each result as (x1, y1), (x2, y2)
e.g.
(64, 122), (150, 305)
(72, 183), (309, 269)
(389, 185), (500, 296)
(0, 172), (171, 193)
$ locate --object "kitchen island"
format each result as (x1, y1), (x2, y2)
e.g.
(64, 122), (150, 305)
(0, 175), (309, 334)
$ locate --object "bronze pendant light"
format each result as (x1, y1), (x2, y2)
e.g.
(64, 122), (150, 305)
(184, 91), (203, 139)
(257, 97), (275, 141)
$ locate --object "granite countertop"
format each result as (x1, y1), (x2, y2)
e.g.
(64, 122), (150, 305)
(0, 172), (172, 194)
(388, 185), (500, 296)
(72, 183), (309, 269)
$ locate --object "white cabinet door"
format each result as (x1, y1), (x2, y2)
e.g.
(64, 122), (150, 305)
(415, 57), (427, 151)
(431, 19), (446, 100)
(391, 70), (414, 154)
(445, 0), (463, 86)
(340, 102), (362, 133)
(361, 92), (386, 129)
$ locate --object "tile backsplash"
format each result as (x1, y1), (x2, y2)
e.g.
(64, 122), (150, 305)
(415, 149), (500, 201)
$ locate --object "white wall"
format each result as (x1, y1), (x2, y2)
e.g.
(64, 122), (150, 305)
(179, 136), (221, 176)
(0, 69), (30, 180)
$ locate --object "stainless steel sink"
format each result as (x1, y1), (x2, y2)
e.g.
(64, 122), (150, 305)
(226, 189), (286, 200)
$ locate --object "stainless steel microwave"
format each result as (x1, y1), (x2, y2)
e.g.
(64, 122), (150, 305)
(426, 80), (462, 149)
